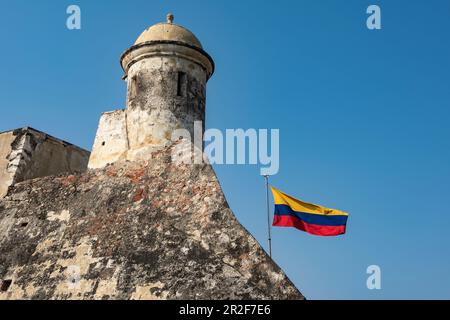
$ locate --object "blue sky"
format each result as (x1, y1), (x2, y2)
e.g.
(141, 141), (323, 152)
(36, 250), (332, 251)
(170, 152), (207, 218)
(1, 0), (450, 299)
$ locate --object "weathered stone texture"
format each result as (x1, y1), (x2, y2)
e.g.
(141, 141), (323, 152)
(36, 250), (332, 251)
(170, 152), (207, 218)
(124, 56), (206, 159)
(88, 57), (207, 169)
(88, 110), (129, 169)
(88, 19), (214, 170)
(0, 143), (303, 300)
(0, 131), (16, 198)
(0, 128), (90, 198)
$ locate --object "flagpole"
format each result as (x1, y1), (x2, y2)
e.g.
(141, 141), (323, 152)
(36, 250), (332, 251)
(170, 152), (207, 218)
(264, 175), (272, 258)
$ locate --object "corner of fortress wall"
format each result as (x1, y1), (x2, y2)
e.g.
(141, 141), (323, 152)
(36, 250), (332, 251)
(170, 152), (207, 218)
(88, 110), (128, 169)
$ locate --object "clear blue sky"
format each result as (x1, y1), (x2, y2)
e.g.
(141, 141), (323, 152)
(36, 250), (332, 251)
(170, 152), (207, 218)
(1, 0), (450, 299)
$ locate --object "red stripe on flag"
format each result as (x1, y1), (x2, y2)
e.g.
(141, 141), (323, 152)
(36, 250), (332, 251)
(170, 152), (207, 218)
(273, 215), (346, 236)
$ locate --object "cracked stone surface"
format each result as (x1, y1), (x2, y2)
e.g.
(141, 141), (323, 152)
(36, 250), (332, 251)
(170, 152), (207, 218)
(0, 143), (303, 300)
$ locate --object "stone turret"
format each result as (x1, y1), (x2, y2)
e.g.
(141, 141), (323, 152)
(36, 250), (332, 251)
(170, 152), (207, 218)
(88, 15), (214, 168)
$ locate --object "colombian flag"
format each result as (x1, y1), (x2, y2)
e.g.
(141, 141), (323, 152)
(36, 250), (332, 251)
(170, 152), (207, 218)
(271, 187), (348, 236)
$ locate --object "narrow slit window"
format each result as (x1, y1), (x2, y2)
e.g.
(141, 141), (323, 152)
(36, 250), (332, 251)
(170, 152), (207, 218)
(129, 75), (138, 101)
(177, 72), (186, 97)
(1, 280), (12, 292)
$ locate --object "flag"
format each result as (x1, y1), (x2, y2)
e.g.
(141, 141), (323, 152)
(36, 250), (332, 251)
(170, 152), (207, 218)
(271, 186), (348, 236)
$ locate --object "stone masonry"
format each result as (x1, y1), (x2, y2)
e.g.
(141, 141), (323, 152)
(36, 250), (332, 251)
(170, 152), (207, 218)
(0, 15), (304, 300)
(88, 14), (214, 169)
(0, 127), (90, 198)
(0, 142), (303, 299)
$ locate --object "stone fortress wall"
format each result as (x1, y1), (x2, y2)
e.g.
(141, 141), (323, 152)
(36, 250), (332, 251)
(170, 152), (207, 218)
(0, 128), (90, 198)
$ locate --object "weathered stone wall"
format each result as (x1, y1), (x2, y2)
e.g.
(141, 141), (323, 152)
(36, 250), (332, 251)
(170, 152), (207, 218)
(125, 56), (206, 161)
(0, 131), (16, 198)
(0, 143), (303, 300)
(0, 128), (90, 198)
(88, 110), (129, 169)
(89, 45), (210, 169)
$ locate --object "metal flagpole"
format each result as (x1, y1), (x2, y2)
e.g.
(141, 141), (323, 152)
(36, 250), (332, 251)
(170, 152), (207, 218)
(264, 175), (272, 258)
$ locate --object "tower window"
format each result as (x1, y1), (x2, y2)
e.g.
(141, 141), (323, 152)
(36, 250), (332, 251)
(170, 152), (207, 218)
(177, 72), (186, 97)
(129, 74), (138, 101)
(1, 279), (12, 292)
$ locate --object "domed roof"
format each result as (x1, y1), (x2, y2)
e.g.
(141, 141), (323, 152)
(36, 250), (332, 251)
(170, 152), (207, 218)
(134, 14), (203, 49)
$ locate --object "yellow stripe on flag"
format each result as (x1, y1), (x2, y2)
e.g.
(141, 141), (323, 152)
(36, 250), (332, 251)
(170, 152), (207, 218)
(271, 186), (349, 216)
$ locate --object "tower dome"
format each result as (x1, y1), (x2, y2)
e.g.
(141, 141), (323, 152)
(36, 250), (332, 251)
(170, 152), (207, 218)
(120, 13), (214, 79)
(134, 14), (203, 49)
